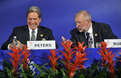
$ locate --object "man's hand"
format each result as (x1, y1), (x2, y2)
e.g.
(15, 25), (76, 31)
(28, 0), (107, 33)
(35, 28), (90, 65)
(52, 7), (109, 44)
(61, 36), (72, 44)
(9, 40), (23, 49)
(17, 40), (23, 49)
(62, 36), (66, 43)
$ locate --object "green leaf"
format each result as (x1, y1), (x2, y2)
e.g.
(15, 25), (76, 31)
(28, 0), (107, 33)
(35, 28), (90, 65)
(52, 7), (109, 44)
(48, 68), (56, 77)
(4, 67), (14, 78)
(20, 73), (27, 78)
(20, 72), (35, 78)
(0, 70), (5, 78)
(60, 60), (65, 65)
(101, 66), (107, 76)
(33, 63), (48, 77)
(78, 74), (85, 78)
(19, 64), (24, 73)
(33, 63), (48, 71)
(3, 59), (13, 70)
(60, 68), (67, 78)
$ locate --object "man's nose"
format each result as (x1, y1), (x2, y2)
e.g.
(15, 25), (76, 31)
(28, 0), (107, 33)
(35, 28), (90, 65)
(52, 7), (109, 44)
(30, 19), (35, 23)
(76, 23), (79, 28)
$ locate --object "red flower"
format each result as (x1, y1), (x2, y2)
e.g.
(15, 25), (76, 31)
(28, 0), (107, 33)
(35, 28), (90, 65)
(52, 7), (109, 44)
(60, 40), (76, 62)
(69, 51), (87, 78)
(118, 49), (121, 59)
(7, 46), (22, 77)
(74, 42), (88, 67)
(98, 42), (110, 55)
(103, 50), (117, 78)
(69, 63), (77, 78)
(21, 45), (32, 71)
(60, 40), (88, 78)
(59, 50), (75, 62)
(48, 50), (62, 71)
(69, 72), (75, 78)
(98, 42), (109, 67)
(74, 51), (87, 68)
(75, 42), (87, 53)
(61, 40), (73, 52)
(63, 51), (87, 78)
(98, 41), (117, 78)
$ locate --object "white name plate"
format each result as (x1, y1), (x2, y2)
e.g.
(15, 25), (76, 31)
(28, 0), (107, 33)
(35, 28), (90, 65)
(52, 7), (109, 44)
(27, 40), (56, 50)
(104, 39), (121, 48)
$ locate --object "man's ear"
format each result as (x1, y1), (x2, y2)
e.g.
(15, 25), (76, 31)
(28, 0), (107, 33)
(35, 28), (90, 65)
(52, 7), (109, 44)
(39, 18), (42, 22)
(87, 19), (91, 23)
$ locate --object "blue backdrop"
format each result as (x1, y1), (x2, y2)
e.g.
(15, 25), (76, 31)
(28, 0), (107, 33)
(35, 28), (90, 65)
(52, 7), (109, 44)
(0, 0), (121, 49)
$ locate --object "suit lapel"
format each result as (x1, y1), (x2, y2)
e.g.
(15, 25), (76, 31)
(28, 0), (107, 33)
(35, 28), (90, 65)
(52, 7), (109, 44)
(92, 22), (98, 47)
(74, 29), (87, 46)
(23, 26), (29, 44)
(23, 26), (43, 43)
(79, 32), (87, 46)
(37, 26), (43, 40)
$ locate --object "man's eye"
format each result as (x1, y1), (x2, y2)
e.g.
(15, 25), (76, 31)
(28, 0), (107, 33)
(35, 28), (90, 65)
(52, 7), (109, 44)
(33, 18), (37, 20)
(28, 18), (32, 20)
(78, 22), (82, 24)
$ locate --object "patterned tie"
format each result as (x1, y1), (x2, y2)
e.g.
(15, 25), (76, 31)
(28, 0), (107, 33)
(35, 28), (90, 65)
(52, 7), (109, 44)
(31, 30), (35, 41)
(86, 32), (90, 47)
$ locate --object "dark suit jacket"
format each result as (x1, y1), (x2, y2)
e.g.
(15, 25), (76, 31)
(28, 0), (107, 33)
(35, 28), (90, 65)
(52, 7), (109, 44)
(1, 25), (57, 50)
(70, 21), (118, 47)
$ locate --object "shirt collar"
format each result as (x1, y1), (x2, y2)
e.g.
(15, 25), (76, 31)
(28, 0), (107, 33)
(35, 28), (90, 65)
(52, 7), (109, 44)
(28, 27), (38, 33)
(87, 23), (92, 34)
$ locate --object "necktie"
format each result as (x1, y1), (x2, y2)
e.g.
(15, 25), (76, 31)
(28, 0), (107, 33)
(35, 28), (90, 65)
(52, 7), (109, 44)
(86, 32), (90, 47)
(31, 30), (35, 41)
(86, 32), (93, 48)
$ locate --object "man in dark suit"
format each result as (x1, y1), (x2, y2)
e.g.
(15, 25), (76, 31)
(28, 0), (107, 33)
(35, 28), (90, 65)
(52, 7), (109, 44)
(62, 10), (118, 48)
(1, 6), (57, 50)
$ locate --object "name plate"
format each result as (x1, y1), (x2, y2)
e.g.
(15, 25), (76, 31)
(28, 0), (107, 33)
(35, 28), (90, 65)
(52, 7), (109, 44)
(27, 40), (56, 50)
(104, 39), (121, 48)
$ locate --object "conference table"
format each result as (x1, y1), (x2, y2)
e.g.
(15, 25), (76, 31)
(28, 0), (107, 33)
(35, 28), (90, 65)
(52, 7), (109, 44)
(0, 48), (121, 70)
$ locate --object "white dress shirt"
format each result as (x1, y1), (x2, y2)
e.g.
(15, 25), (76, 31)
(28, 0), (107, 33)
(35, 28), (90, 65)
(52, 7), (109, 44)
(85, 23), (95, 48)
(29, 27), (38, 41)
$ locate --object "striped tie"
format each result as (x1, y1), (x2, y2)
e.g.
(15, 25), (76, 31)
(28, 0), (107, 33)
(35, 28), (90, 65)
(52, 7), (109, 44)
(31, 30), (35, 41)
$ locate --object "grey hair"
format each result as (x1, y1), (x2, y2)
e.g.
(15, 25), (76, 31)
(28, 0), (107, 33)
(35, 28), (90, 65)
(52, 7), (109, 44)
(75, 10), (92, 21)
(27, 6), (41, 18)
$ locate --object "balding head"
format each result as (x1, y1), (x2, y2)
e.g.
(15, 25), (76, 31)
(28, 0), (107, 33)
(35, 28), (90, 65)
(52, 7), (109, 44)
(75, 10), (92, 21)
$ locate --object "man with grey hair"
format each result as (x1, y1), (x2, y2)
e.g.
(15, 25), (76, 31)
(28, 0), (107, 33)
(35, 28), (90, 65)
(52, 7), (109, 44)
(1, 6), (57, 50)
(62, 10), (117, 48)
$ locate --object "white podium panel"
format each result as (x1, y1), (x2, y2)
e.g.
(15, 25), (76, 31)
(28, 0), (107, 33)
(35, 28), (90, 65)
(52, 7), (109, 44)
(104, 39), (121, 48)
(27, 40), (56, 50)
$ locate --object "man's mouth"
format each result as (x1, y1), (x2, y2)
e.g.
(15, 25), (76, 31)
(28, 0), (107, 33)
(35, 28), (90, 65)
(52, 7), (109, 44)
(30, 23), (36, 27)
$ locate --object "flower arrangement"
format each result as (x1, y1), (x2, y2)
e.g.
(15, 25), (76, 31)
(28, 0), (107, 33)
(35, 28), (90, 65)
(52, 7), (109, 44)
(0, 39), (121, 78)
(7, 46), (22, 77)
